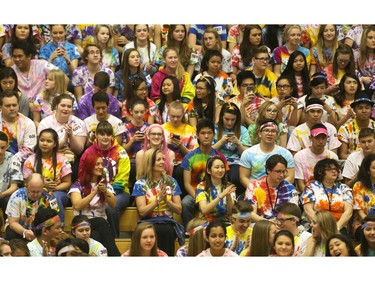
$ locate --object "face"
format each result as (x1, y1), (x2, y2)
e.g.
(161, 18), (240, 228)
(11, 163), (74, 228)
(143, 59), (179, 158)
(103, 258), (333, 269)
(73, 224), (91, 242)
(293, 55), (305, 72)
(45, 220), (63, 239)
(1, 96), (19, 120)
(162, 78), (174, 96)
(207, 159), (226, 181)
(0, 245), (12, 257)
(0, 140), (9, 161)
(328, 238), (350, 257)
(359, 136), (375, 155)
(12, 48), (31, 70)
(276, 78), (293, 98)
(287, 27), (302, 45)
(15, 25), (30, 40)
(56, 98), (73, 117)
(259, 126), (278, 145)
(274, 235), (294, 256)
(0, 77), (16, 91)
(249, 28), (262, 45)
(323, 164), (339, 182)
(239, 78), (256, 97)
(276, 214), (296, 232)
(96, 133), (113, 149)
(86, 46), (101, 64)
(140, 228), (156, 253)
(366, 31), (375, 49)
(253, 53), (269, 70)
(363, 223), (375, 244)
(93, 101), (108, 121)
(306, 108), (323, 124)
(343, 77), (358, 95)
(310, 217), (321, 238)
(268, 162), (288, 183)
(310, 134), (328, 150)
(135, 25), (148, 41)
(45, 74), (56, 91)
(135, 82), (148, 100)
(264, 104), (278, 120)
(148, 127), (164, 147)
(268, 224), (277, 246)
(311, 83), (327, 98)
(353, 103), (372, 121)
(232, 217), (251, 234)
(27, 182), (43, 201)
(93, 157), (104, 177)
(195, 81), (209, 100)
(336, 54), (351, 69)
(323, 25), (336, 41)
(164, 50), (178, 69)
(128, 51), (141, 67)
(97, 26), (110, 45)
(172, 25), (186, 41)
(130, 104), (146, 123)
(207, 226), (226, 251)
(168, 108), (184, 126)
(12, 248), (29, 256)
(38, 132), (56, 154)
(207, 56), (222, 75)
(222, 112), (237, 130)
(198, 127), (214, 147)
(203, 32), (218, 50)
(51, 25), (66, 43)
(153, 152), (166, 173)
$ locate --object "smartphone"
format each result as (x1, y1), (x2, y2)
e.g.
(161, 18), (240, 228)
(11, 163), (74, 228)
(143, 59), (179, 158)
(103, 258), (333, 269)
(172, 134), (180, 140)
(57, 42), (64, 49)
(227, 132), (235, 137)
(137, 131), (145, 135)
(284, 95), (291, 100)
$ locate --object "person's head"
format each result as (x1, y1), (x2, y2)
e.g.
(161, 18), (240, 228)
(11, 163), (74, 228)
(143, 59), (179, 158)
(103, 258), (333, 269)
(11, 40), (34, 70)
(0, 131), (9, 161)
(276, 74), (297, 99)
(25, 173), (45, 201)
(359, 25), (375, 68)
(91, 92), (109, 121)
(55, 237), (89, 256)
(236, 70), (256, 97)
(71, 215), (92, 243)
(134, 24), (149, 42)
(36, 128), (59, 158)
(80, 153), (104, 193)
(258, 100), (280, 122)
(194, 75), (216, 120)
(128, 98), (148, 123)
(144, 123), (165, 149)
(309, 123), (328, 152)
(231, 200), (253, 234)
(82, 43), (102, 65)
(202, 28), (222, 52)
(357, 153), (375, 190)
(282, 24), (302, 45)
(310, 72), (328, 98)
(358, 128), (375, 156)
(305, 98), (324, 125)
(121, 48), (141, 71)
(244, 25), (263, 46)
(94, 24), (113, 50)
(129, 222), (158, 256)
(93, 71), (110, 94)
(162, 47), (180, 71)
(318, 24), (338, 43)
(217, 102), (241, 139)
(257, 119), (279, 145)
(0, 240), (12, 257)
(350, 91), (374, 122)
(270, 230), (295, 256)
(185, 218), (208, 256)
(137, 148), (167, 180)
(196, 118), (215, 147)
(333, 43), (355, 74)
(52, 93), (74, 118)
(310, 210), (338, 241)
(167, 100), (185, 126)
(265, 154), (288, 184)
(313, 158), (341, 183)
(276, 202), (301, 232)
(339, 73), (360, 96)
(0, 67), (19, 92)
(252, 45), (270, 71)
(360, 214), (375, 256)
(9, 239), (30, 256)
(32, 206), (62, 240)
(11, 24), (32, 41)
(200, 49), (223, 74)
(167, 24), (187, 44)
(95, 121), (114, 149)
(50, 24), (67, 44)
(161, 75), (180, 101)
(204, 220), (227, 253)
(326, 234), (357, 257)
(286, 50), (308, 74)
(250, 220), (277, 256)
(129, 76), (148, 101)
(45, 69), (67, 95)
(204, 155), (228, 188)
(0, 90), (20, 121)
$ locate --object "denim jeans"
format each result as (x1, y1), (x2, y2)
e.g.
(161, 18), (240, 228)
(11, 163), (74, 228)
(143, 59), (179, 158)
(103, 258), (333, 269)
(106, 192), (130, 238)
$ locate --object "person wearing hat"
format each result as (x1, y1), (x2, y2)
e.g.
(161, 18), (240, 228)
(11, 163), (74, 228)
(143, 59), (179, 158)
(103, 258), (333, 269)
(338, 90), (375, 160)
(287, 97), (341, 156)
(294, 123), (339, 193)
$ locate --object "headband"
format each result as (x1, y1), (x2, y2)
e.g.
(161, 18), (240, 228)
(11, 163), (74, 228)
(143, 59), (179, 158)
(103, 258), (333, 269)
(232, 212), (252, 219)
(259, 122), (277, 132)
(71, 221), (91, 230)
(362, 221), (375, 229)
(310, 127), (328, 137)
(306, 104), (324, 112)
(186, 222), (209, 236)
(35, 215), (60, 230)
(57, 245), (77, 256)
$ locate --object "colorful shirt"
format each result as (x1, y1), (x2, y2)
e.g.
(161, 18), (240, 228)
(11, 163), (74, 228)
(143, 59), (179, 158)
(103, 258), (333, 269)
(193, 71), (231, 102)
(112, 24), (135, 42)
(84, 114), (125, 139)
(76, 92), (121, 120)
(352, 181), (375, 232)
(65, 24), (95, 47)
(121, 97), (158, 122)
(114, 70), (145, 103)
(244, 176), (299, 220)
(272, 45), (311, 73)
(88, 238), (108, 257)
(188, 25), (227, 46)
(310, 46), (334, 72)
(123, 41), (158, 77)
(132, 176), (181, 218)
(225, 225), (253, 255)
(297, 95), (336, 123)
(194, 48), (232, 74)
(101, 47), (120, 69)
(302, 180), (353, 221)
(0, 152), (23, 192)
(32, 91), (78, 119)
(252, 68), (278, 99)
(122, 122), (150, 161)
(197, 248), (238, 257)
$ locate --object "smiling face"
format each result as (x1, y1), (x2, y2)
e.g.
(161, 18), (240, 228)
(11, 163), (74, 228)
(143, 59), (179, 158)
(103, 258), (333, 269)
(148, 127), (164, 147)
(310, 217), (321, 238)
(56, 98), (73, 118)
(273, 234), (294, 256)
(12, 48), (31, 71)
(51, 25), (66, 44)
(328, 238), (350, 257)
(93, 157), (104, 177)
(195, 81), (209, 100)
(161, 78), (174, 96)
(353, 103), (372, 121)
(135, 81), (148, 100)
(323, 25), (336, 42)
(164, 49), (178, 70)
(363, 223), (375, 244)
(286, 27), (302, 45)
(207, 159), (226, 181)
(207, 226), (226, 253)
(152, 151), (166, 174)
(96, 132), (113, 150)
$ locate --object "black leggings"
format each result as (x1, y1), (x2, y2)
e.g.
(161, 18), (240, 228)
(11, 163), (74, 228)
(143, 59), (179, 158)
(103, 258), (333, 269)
(89, 217), (120, 256)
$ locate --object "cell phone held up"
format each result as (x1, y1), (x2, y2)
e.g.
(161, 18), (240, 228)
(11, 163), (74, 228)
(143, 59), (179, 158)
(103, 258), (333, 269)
(172, 134), (180, 140)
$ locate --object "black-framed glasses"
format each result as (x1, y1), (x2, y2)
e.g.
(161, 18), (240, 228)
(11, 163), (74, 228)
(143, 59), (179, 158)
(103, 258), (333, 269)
(254, 57), (270, 63)
(276, 217), (294, 224)
(276, 85), (291, 90)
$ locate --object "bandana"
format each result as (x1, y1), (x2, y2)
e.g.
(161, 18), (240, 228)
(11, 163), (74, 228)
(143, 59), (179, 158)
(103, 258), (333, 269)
(57, 245), (77, 256)
(306, 104), (324, 112)
(71, 221), (91, 230)
(362, 221), (375, 229)
(232, 212), (252, 219)
(259, 122), (277, 132)
(185, 222), (209, 236)
(35, 215), (60, 230)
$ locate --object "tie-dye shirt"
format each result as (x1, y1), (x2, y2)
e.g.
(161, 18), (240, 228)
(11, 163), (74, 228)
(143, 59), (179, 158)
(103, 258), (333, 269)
(101, 47), (120, 70)
(0, 152), (23, 192)
(272, 45), (311, 73)
(122, 122), (150, 161)
(244, 176), (299, 220)
(32, 91), (78, 119)
(65, 24), (95, 47)
(225, 225), (253, 255)
(352, 181), (375, 232)
(301, 180), (353, 221)
(76, 92), (121, 120)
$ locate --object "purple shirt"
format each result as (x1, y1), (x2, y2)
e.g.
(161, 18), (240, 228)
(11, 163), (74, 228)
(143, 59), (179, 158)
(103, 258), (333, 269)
(76, 92), (121, 120)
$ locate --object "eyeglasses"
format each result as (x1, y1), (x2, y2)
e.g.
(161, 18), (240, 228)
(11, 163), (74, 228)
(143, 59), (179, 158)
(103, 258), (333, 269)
(272, 169), (288, 175)
(276, 85), (291, 90)
(266, 108), (278, 114)
(254, 57), (269, 63)
(276, 217), (294, 224)
(262, 129), (278, 135)
(149, 132), (163, 137)
(136, 87), (148, 92)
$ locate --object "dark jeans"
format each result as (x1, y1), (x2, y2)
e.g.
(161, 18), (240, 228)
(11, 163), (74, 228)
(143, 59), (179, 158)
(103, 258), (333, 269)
(106, 192), (130, 238)
(89, 217), (120, 256)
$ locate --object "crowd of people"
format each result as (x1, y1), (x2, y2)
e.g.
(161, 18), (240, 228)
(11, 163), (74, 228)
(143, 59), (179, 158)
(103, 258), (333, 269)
(1, 23), (375, 257)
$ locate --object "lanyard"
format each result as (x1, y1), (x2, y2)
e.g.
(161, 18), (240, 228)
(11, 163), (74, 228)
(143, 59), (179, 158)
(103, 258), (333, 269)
(266, 177), (280, 212)
(322, 185), (336, 212)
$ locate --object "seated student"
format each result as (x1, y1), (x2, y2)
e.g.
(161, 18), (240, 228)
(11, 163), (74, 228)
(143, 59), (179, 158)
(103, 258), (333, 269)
(27, 206), (62, 256)
(0, 240), (12, 257)
(55, 237), (90, 256)
(244, 154), (299, 222)
(287, 98), (341, 156)
(338, 91), (375, 160)
(355, 214), (375, 256)
(76, 71), (121, 121)
(84, 91), (125, 147)
(0, 132), (23, 219)
(269, 229), (295, 256)
(225, 200), (253, 255)
(342, 128), (375, 188)
(275, 203), (312, 256)
(294, 124), (339, 193)
(9, 238), (30, 256)
(325, 233), (357, 256)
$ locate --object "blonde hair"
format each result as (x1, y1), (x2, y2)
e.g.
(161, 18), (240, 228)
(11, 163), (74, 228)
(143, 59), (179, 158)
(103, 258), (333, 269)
(202, 27), (222, 53)
(315, 25), (338, 69)
(94, 24), (114, 52)
(315, 210), (339, 242)
(186, 218), (208, 256)
(163, 47), (185, 80)
(282, 25), (302, 43)
(43, 69), (67, 100)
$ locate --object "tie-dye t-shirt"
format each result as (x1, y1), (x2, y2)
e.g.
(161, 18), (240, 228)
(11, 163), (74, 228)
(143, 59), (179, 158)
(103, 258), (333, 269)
(225, 225), (253, 255)
(181, 147), (229, 190)
(352, 181), (375, 232)
(122, 122), (150, 161)
(272, 45), (311, 73)
(0, 151), (23, 192)
(301, 180), (353, 221)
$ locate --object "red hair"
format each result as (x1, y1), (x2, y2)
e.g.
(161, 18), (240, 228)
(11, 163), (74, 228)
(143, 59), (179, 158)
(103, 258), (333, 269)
(80, 153), (105, 202)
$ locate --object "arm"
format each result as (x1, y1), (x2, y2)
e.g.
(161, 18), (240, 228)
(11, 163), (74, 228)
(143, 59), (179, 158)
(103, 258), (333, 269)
(303, 202), (316, 223)
(8, 216), (35, 241)
(55, 174), (71, 191)
(135, 195), (159, 218)
(0, 183), (18, 199)
(198, 184), (236, 215)
(303, 236), (318, 256)
(273, 64), (281, 77)
(296, 179), (306, 194)
(164, 194), (182, 215)
(285, 168), (295, 184)
(74, 86), (84, 101)
(338, 142), (349, 160)
(188, 33), (201, 52)
(32, 110), (41, 129)
(69, 135), (86, 156)
(183, 169), (195, 198)
(279, 133), (287, 148)
(239, 166), (251, 191)
(336, 202), (353, 231)
(249, 203), (266, 222)
(70, 189), (98, 211)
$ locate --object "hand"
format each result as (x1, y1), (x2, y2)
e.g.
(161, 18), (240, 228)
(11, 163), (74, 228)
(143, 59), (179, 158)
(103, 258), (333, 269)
(361, 76), (372, 85)
(220, 135), (230, 145)
(228, 134), (240, 146)
(158, 185), (167, 201)
(222, 183), (236, 197)
(117, 36), (127, 46)
(243, 91), (255, 105)
(345, 107), (355, 120)
(44, 178), (57, 191)
(133, 131), (145, 142)
(41, 239), (49, 256)
(145, 63), (153, 73)
(97, 179), (107, 193)
(24, 229), (35, 241)
(63, 124), (72, 138)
